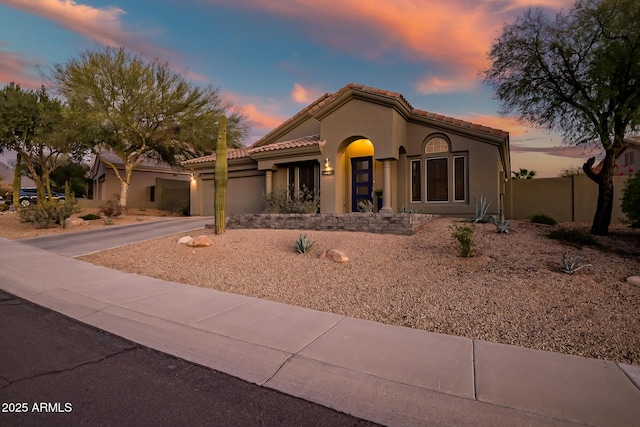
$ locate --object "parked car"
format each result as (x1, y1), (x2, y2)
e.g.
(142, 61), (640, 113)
(16, 188), (65, 207)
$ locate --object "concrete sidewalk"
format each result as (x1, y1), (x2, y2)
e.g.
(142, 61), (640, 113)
(1, 237), (639, 426)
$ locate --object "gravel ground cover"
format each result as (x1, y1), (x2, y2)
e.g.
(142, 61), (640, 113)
(2, 210), (639, 365)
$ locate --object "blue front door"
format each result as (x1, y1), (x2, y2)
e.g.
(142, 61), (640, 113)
(351, 156), (373, 212)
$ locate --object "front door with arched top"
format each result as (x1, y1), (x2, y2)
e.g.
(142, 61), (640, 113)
(351, 156), (373, 211)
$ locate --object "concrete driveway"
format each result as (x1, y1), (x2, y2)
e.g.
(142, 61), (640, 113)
(18, 216), (214, 257)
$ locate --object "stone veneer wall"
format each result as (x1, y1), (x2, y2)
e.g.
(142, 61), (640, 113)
(222, 213), (437, 235)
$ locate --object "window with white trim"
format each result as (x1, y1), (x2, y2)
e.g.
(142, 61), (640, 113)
(414, 136), (468, 203)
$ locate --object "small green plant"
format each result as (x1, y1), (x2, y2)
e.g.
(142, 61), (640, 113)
(136, 215), (144, 221)
(357, 199), (374, 212)
(399, 205), (424, 214)
(530, 213), (557, 225)
(560, 254), (591, 274)
(181, 206), (190, 216)
(80, 213), (101, 221)
(470, 194), (491, 223)
(294, 233), (315, 254)
(548, 227), (602, 249)
(0, 204), (8, 212)
(450, 223), (478, 257)
(103, 217), (114, 225)
(490, 212), (511, 233)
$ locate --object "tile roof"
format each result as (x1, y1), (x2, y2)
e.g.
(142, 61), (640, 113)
(250, 134), (322, 153)
(251, 83), (508, 148)
(182, 136), (323, 166)
(181, 147), (252, 165)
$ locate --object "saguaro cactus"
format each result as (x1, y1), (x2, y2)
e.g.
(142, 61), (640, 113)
(214, 115), (228, 234)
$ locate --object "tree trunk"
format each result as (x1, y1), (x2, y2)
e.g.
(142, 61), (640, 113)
(583, 149), (617, 236)
(591, 175), (614, 235)
(12, 154), (21, 206)
(120, 180), (129, 214)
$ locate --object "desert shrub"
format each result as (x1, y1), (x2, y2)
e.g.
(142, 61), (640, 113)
(530, 213), (557, 225)
(294, 233), (315, 254)
(99, 198), (123, 218)
(450, 223), (478, 257)
(621, 172), (640, 228)
(548, 227), (601, 249)
(18, 200), (77, 229)
(80, 213), (101, 221)
(264, 185), (319, 214)
(0, 204), (8, 212)
(181, 206), (190, 216)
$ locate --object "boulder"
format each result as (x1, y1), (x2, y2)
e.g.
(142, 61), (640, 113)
(187, 235), (214, 248)
(321, 249), (349, 263)
(177, 236), (194, 245)
(65, 218), (86, 226)
(627, 276), (640, 288)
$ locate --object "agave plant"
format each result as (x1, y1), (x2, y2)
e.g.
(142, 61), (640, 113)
(471, 194), (491, 223)
(560, 254), (591, 274)
(490, 212), (511, 233)
(294, 233), (315, 254)
(357, 200), (374, 212)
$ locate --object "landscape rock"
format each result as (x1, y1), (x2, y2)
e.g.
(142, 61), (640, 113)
(187, 235), (214, 248)
(65, 218), (86, 226)
(627, 276), (640, 288)
(177, 236), (194, 245)
(322, 249), (349, 263)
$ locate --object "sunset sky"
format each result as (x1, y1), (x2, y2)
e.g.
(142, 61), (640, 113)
(0, 0), (602, 177)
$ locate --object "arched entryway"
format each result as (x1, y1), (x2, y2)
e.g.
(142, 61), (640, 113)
(340, 137), (376, 212)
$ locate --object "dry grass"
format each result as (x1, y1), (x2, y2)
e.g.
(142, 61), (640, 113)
(2, 209), (640, 365)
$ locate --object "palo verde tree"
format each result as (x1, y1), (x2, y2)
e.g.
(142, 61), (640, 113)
(51, 46), (247, 212)
(0, 83), (81, 206)
(485, 0), (640, 235)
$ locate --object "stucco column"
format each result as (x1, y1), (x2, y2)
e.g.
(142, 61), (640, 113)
(381, 159), (393, 213)
(265, 170), (273, 194)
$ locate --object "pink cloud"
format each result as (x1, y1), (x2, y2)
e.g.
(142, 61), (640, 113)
(0, 51), (45, 89)
(291, 83), (324, 103)
(223, 92), (288, 137)
(205, 0), (573, 93)
(3, 0), (183, 69)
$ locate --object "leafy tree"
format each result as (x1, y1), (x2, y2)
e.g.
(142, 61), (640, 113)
(512, 168), (537, 179)
(621, 172), (640, 227)
(559, 165), (586, 177)
(49, 161), (89, 197)
(51, 46), (248, 212)
(485, 0), (640, 235)
(0, 83), (81, 206)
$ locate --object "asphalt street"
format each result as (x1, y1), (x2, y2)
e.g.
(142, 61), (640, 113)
(0, 290), (378, 426)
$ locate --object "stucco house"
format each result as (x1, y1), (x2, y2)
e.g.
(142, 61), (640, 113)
(87, 151), (191, 211)
(183, 84), (511, 217)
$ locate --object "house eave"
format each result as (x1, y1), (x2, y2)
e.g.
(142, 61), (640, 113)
(249, 144), (324, 161)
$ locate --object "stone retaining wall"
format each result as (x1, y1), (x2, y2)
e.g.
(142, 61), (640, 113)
(222, 213), (437, 235)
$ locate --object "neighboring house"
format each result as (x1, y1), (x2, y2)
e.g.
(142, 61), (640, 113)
(87, 151), (191, 211)
(183, 83), (511, 217)
(591, 136), (639, 176)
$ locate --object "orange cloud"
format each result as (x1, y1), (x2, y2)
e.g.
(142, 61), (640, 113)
(3, 0), (182, 67)
(291, 83), (324, 103)
(0, 51), (45, 89)
(205, 0), (573, 93)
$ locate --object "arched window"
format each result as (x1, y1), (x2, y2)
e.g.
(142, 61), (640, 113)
(410, 136), (467, 203)
(425, 137), (448, 154)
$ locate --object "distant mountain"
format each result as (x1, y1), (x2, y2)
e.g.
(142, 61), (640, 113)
(0, 160), (36, 188)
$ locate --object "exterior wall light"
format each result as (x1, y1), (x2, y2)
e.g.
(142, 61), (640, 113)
(322, 158), (334, 175)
